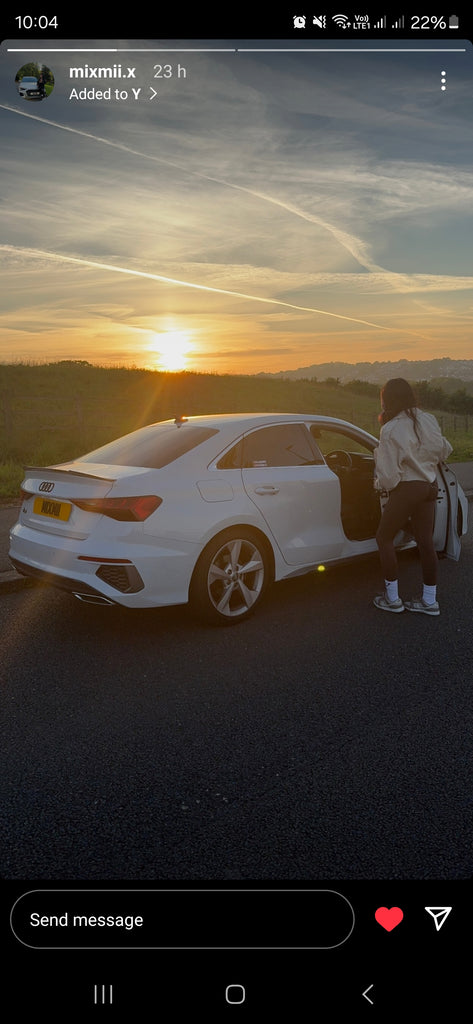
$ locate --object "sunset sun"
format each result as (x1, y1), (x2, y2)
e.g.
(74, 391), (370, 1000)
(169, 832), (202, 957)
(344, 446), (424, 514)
(151, 331), (191, 371)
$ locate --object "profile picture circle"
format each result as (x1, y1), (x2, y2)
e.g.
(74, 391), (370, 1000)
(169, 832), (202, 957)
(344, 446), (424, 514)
(15, 62), (54, 101)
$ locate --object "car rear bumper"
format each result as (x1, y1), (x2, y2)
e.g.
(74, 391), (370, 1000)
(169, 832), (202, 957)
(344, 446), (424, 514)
(9, 556), (121, 605)
(9, 522), (199, 607)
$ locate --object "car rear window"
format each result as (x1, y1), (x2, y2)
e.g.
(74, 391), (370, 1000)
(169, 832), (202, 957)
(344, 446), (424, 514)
(78, 423), (219, 468)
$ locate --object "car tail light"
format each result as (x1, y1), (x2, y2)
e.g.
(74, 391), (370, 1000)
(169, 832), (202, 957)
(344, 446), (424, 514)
(72, 495), (162, 521)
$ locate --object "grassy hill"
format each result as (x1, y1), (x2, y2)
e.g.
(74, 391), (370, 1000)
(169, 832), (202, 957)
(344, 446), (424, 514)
(1, 361), (472, 500)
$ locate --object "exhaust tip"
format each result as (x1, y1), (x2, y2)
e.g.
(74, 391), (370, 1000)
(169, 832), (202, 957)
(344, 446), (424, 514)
(73, 592), (115, 606)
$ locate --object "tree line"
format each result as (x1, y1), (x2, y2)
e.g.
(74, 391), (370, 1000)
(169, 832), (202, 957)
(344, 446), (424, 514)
(317, 377), (473, 415)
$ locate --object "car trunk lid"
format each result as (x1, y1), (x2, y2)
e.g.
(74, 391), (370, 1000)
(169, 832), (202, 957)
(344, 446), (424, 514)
(20, 464), (117, 539)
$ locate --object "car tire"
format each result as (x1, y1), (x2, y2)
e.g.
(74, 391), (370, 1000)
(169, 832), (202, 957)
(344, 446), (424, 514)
(189, 527), (272, 625)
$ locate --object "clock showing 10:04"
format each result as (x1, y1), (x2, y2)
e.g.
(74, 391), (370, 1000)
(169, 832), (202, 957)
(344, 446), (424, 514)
(15, 15), (58, 29)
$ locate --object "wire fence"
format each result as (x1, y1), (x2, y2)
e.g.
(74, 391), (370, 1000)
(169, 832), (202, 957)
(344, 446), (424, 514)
(349, 410), (473, 437)
(2, 395), (473, 441)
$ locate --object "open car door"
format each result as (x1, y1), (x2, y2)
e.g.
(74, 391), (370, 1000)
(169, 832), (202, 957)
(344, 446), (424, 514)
(434, 461), (464, 561)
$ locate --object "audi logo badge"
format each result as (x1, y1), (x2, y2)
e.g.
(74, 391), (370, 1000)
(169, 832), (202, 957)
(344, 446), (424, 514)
(39, 481), (55, 492)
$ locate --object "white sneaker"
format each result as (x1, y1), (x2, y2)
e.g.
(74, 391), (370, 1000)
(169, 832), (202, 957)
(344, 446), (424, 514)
(373, 592), (405, 613)
(405, 598), (440, 616)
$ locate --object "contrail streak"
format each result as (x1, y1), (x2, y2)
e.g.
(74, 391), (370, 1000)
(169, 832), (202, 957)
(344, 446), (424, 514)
(0, 245), (393, 330)
(0, 102), (380, 273)
(1, 104), (428, 332)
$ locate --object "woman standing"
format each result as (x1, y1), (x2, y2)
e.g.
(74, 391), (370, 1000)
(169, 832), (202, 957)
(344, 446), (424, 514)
(373, 378), (452, 616)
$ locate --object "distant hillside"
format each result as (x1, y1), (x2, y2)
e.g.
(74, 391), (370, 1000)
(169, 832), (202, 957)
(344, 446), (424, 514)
(258, 358), (473, 386)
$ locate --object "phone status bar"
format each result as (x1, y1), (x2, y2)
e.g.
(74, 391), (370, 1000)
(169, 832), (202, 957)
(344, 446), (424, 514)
(1, 11), (472, 42)
(291, 13), (460, 33)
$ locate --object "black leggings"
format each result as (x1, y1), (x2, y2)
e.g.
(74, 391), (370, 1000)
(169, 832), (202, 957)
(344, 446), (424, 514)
(376, 480), (438, 586)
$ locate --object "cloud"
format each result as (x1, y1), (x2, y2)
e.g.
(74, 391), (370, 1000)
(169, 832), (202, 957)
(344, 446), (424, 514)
(0, 244), (398, 331)
(1, 46), (472, 371)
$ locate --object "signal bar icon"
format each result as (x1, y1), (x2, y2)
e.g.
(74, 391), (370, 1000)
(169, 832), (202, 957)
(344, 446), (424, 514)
(391, 15), (405, 28)
(373, 16), (386, 28)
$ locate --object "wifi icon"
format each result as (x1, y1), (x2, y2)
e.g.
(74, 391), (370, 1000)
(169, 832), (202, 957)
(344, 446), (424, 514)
(332, 13), (351, 27)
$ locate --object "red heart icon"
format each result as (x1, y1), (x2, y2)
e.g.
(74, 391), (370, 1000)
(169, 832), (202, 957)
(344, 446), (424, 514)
(375, 907), (404, 931)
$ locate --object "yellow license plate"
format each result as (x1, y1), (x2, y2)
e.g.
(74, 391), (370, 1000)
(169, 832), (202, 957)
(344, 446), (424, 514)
(33, 497), (72, 522)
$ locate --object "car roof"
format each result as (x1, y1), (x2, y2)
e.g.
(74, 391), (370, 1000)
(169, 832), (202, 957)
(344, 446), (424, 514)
(168, 413), (378, 450)
(156, 412), (367, 432)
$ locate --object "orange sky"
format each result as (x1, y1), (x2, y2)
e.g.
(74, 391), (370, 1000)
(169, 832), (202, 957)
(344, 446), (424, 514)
(1, 42), (472, 374)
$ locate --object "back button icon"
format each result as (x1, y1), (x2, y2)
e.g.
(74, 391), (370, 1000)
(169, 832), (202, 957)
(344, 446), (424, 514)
(362, 984), (374, 1005)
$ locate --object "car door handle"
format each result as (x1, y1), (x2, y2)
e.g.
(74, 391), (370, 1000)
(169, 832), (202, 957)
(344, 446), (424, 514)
(254, 486), (279, 495)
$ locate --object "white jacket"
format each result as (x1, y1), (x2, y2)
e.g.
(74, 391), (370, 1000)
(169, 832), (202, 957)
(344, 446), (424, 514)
(373, 409), (452, 492)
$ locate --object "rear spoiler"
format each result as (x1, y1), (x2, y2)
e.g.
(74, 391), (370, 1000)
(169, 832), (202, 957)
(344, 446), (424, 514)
(23, 465), (117, 483)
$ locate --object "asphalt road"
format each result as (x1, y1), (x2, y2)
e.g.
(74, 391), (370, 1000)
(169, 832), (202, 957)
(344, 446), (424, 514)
(1, 516), (472, 882)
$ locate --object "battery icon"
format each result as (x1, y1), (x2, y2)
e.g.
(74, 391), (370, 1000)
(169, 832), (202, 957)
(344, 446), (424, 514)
(448, 15), (459, 28)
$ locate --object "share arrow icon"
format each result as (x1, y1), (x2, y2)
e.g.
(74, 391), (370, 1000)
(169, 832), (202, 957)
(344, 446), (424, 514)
(425, 907), (452, 931)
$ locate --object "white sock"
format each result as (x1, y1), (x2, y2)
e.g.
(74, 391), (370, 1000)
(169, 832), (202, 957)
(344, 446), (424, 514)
(385, 579), (399, 602)
(422, 584), (437, 605)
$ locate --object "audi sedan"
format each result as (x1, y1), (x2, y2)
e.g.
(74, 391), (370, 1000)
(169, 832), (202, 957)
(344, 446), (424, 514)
(17, 76), (38, 96)
(9, 413), (468, 625)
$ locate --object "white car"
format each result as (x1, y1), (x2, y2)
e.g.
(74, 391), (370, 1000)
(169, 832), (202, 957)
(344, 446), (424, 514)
(9, 413), (468, 625)
(17, 76), (38, 97)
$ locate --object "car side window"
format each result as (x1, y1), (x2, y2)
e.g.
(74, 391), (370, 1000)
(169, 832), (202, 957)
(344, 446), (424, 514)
(239, 424), (325, 468)
(216, 439), (244, 469)
(310, 426), (373, 456)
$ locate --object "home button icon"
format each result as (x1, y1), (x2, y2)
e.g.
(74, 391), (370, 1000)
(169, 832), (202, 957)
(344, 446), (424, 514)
(225, 984), (246, 1005)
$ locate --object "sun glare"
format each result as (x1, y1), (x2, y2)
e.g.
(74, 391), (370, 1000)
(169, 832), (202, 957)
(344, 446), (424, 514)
(151, 331), (191, 371)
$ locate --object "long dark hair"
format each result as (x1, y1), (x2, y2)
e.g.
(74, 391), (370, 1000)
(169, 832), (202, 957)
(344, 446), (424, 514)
(379, 378), (421, 439)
